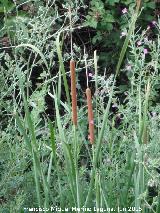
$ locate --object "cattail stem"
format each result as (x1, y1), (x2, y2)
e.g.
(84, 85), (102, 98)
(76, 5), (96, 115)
(70, 59), (77, 126)
(86, 87), (94, 144)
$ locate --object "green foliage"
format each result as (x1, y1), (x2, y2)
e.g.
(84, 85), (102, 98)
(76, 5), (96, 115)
(85, 0), (157, 67)
(0, 0), (29, 38)
(0, 0), (160, 212)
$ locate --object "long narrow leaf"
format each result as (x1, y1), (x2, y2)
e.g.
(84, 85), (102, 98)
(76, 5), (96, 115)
(56, 32), (71, 105)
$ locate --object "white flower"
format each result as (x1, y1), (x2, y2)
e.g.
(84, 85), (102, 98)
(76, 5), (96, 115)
(120, 31), (127, 38)
(122, 8), (128, 14)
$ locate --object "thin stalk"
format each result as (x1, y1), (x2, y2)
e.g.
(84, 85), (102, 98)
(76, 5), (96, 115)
(32, 150), (42, 207)
(47, 152), (53, 186)
(95, 172), (100, 210)
(69, 6), (73, 59)
(94, 50), (98, 126)
(138, 81), (143, 143)
(142, 80), (150, 144)
(115, 3), (140, 76)
(56, 33), (71, 105)
(73, 125), (81, 209)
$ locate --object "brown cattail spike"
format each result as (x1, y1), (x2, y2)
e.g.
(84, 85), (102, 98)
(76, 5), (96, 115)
(86, 87), (94, 144)
(70, 59), (77, 125)
(136, 0), (141, 12)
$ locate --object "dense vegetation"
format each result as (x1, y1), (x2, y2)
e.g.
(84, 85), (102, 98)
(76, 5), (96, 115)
(0, 0), (160, 213)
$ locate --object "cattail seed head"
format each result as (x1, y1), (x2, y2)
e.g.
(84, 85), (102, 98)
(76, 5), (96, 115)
(70, 59), (77, 126)
(136, 0), (141, 11)
(86, 87), (94, 144)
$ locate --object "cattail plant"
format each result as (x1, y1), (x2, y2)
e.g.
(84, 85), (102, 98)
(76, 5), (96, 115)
(70, 59), (77, 126)
(84, 47), (94, 144)
(136, 0), (141, 12)
(86, 87), (94, 144)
